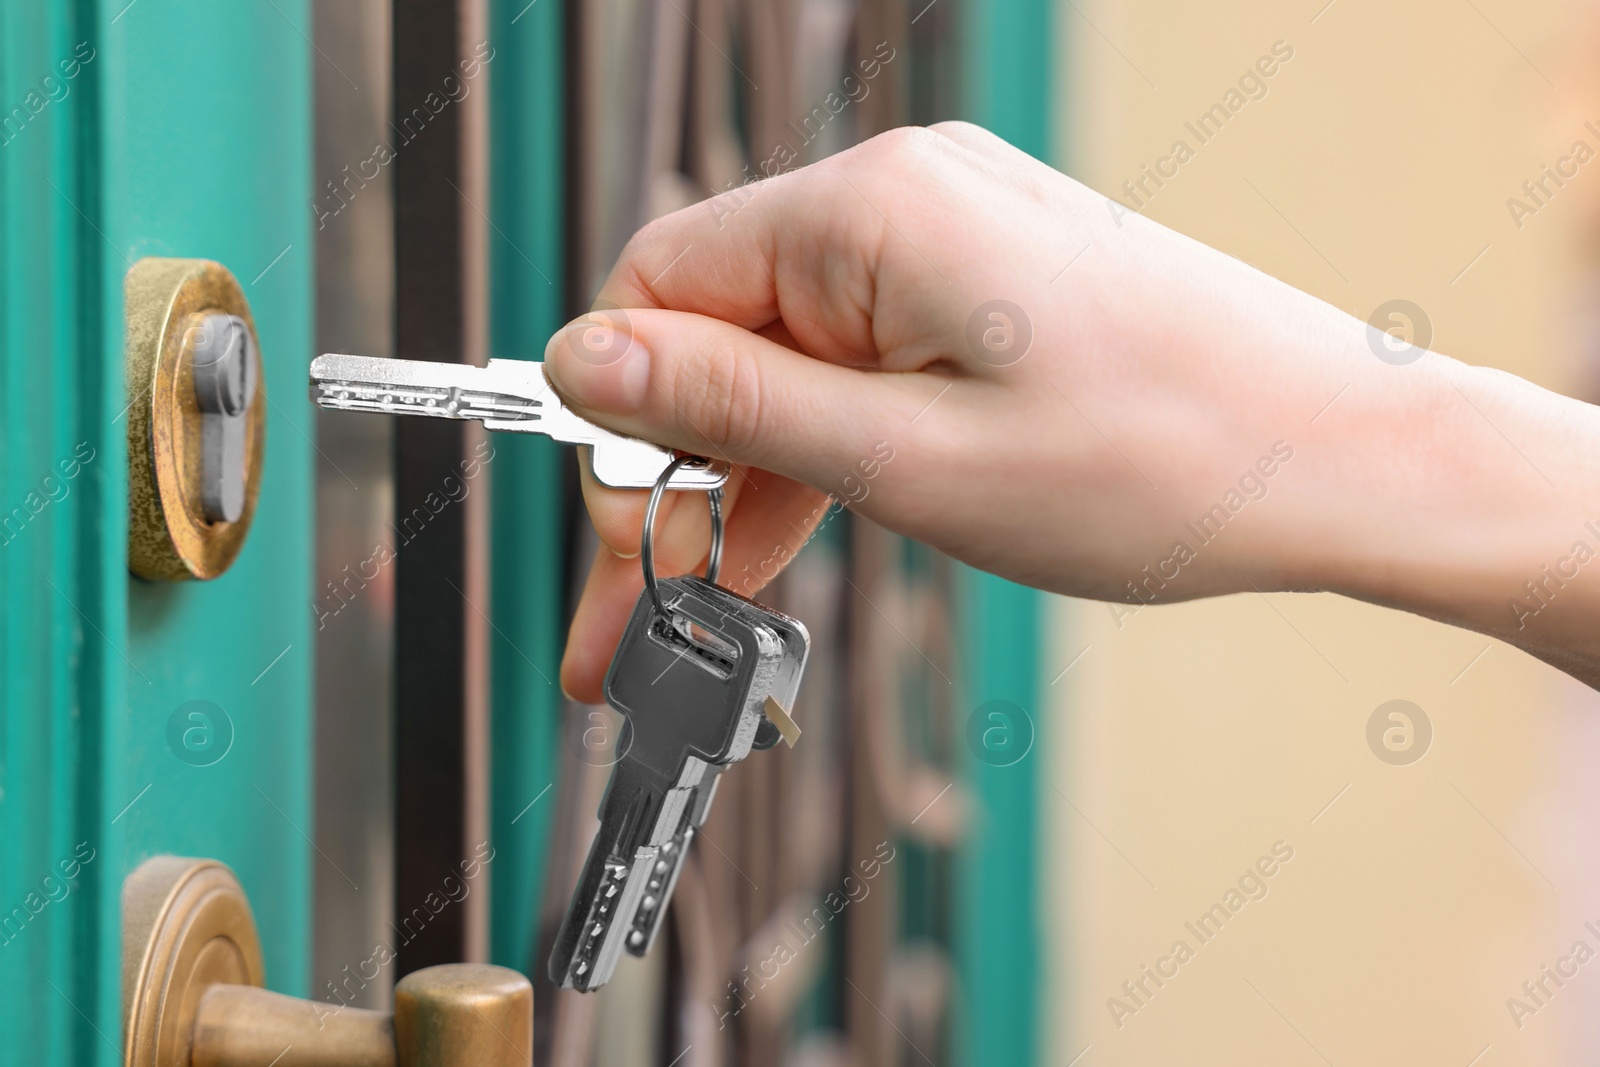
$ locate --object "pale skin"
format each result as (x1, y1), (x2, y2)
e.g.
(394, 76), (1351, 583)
(544, 122), (1600, 700)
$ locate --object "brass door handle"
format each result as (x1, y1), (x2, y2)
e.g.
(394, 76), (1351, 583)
(123, 858), (532, 1067)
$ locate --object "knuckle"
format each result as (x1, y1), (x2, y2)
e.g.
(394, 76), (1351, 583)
(926, 120), (1006, 157)
(849, 125), (978, 200)
(612, 218), (679, 299)
(629, 213), (675, 253)
(832, 126), (950, 208)
(871, 124), (946, 165)
(927, 119), (981, 141)
(677, 342), (764, 454)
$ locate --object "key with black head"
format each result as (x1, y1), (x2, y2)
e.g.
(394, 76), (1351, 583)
(549, 575), (800, 991)
(612, 577), (812, 960)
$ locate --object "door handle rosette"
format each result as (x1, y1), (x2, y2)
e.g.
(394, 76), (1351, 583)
(123, 857), (532, 1067)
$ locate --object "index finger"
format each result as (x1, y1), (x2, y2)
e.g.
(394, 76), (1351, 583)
(590, 150), (885, 366)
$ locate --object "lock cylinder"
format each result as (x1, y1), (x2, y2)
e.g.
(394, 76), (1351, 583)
(190, 313), (257, 524)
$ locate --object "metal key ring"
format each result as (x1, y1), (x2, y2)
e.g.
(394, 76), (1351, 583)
(641, 455), (724, 618)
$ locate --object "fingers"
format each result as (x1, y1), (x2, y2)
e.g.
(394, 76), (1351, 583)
(709, 469), (834, 600)
(560, 548), (643, 703)
(559, 483), (733, 701)
(551, 125), (998, 701)
(594, 161), (857, 332)
(559, 471), (833, 702)
(546, 307), (920, 497)
(577, 453), (749, 560)
(584, 129), (947, 367)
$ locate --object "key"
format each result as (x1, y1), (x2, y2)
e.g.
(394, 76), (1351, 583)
(611, 578), (810, 952)
(307, 353), (726, 490)
(618, 578), (809, 960)
(549, 575), (809, 991)
(549, 577), (782, 989)
(677, 575), (809, 741)
(615, 579), (811, 955)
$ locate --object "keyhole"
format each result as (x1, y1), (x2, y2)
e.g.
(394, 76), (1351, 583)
(190, 313), (255, 523)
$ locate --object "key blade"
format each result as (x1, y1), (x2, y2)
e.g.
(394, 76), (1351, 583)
(553, 577), (809, 990)
(624, 765), (721, 959)
(549, 753), (664, 991)
(549, 767), (653, 991)
(310, 353), (546, 424)
(310, 354), (727, 490)
(550, 757), (711, 991)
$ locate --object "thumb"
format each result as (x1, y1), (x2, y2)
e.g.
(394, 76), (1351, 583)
(544, 307), (911, 492)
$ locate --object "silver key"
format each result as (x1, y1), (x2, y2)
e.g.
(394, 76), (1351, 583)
(308, 353), (726, 490)
(678, 575), (809, 732)
(549, 575), (809, 991)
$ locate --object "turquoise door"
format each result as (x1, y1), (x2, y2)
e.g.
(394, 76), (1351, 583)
(2, 2), (314, 1063)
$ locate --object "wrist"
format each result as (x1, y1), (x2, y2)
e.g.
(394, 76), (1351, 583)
(1297, 347), (1600, 677)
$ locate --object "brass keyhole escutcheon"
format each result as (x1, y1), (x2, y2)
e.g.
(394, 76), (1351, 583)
(125, 258), (266, 580)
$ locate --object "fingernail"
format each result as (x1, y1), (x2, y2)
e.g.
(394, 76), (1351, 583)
(545, 317), (650, 414)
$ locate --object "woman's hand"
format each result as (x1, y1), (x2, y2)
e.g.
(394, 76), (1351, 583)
(546, 122), (1600, 699)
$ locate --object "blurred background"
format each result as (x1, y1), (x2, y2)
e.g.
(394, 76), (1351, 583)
(1058, 2), (1600, 1065)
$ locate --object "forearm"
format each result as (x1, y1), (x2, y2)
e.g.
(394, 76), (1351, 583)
(1298, 346), (1600, 687)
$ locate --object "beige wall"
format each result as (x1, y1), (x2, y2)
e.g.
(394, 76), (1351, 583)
(1048, 1), (1600, 1063)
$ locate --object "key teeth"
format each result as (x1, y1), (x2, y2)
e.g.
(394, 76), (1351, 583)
(555, 829), (695, 989)
(559, 861), (631, 991)
(625, 833), (690, 958)
(310, 378), (542, 422)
